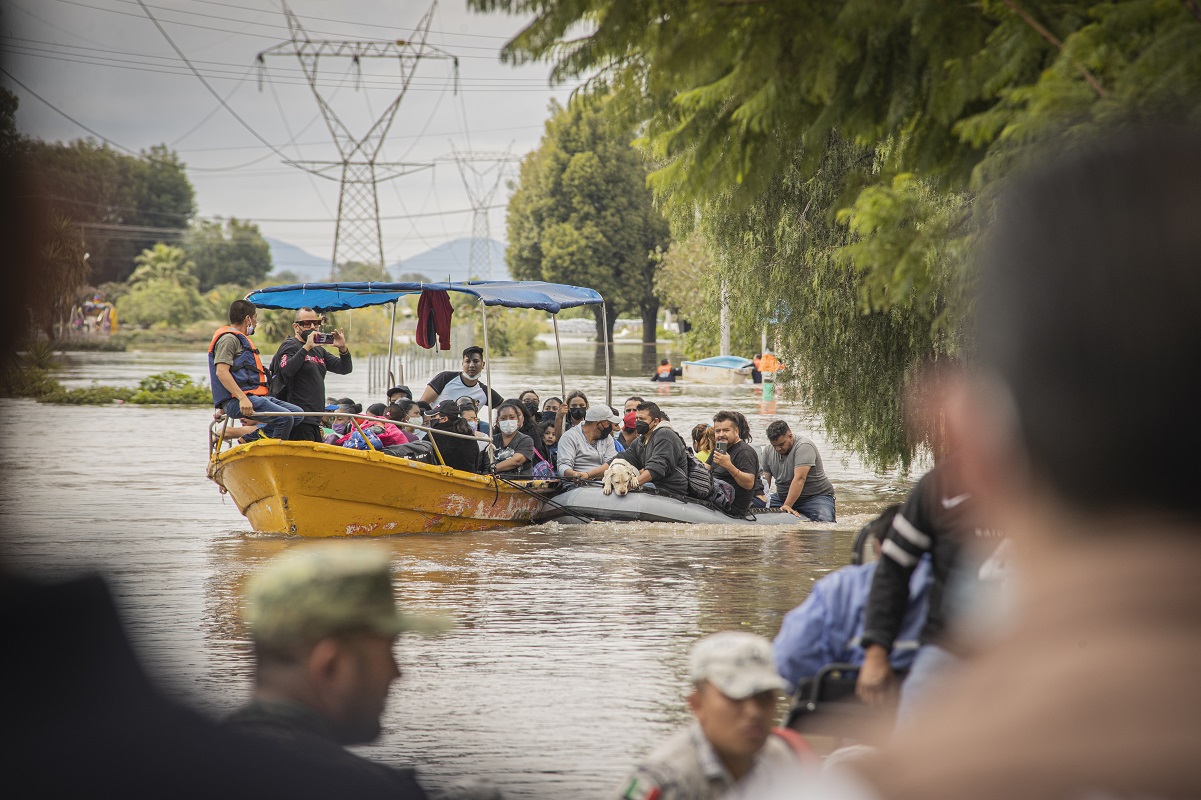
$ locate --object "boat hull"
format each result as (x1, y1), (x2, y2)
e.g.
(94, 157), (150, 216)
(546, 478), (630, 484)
(211, 440), (553, 537)
(543, 485), (807, 525)
(682, 356), (754, 385)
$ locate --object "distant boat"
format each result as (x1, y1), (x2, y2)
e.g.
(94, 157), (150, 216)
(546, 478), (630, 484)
(682, 355), (754, 385)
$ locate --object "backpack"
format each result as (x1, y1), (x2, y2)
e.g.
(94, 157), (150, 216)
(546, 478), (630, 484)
(668, 429), (714, 500)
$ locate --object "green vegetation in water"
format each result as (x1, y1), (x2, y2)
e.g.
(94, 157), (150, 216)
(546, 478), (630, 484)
(2, 368), (210, 406)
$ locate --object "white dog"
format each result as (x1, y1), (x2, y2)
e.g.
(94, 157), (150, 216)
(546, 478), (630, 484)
(602, 459), (641, 496)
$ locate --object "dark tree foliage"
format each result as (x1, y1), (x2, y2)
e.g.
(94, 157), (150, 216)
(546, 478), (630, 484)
(24, 139), (195, 284)
(183, 217), (273, 291)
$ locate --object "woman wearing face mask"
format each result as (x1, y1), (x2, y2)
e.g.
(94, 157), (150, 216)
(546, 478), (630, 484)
(492, 401), (537, 474)
(386, 399), (426, 440)
(556, 389), (589, 435)
(510, 398), (552, 465)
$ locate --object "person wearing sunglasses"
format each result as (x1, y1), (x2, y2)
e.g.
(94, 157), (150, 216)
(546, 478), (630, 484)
(269, 307), (353, 442)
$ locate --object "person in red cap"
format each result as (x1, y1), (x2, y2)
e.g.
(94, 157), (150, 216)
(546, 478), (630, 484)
(616, 411), (640, 452)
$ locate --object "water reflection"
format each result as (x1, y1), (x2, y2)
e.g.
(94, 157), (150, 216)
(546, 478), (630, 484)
(1, 348), (916, 798)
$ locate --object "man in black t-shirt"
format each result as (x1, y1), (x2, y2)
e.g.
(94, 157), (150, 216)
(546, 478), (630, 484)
(418, 346), (504, 417)
(707, 410), (762, 516)
(270, 308), (353, 441)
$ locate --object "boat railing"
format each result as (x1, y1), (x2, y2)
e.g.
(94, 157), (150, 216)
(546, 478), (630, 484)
(208, 410), (495, 472)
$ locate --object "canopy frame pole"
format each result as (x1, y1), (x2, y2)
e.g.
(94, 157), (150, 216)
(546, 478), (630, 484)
(600, 302), (612, 408)
(481, 300), (494, 428)
(386, 300), (398, 387)
(552, 313), (566, 400)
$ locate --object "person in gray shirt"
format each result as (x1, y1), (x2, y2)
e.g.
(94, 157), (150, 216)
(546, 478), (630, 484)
(761, 420), (836, 521)
(556, 405), (620, 479)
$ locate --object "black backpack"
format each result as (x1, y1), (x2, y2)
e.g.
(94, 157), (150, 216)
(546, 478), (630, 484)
(667, 428), (714, 499)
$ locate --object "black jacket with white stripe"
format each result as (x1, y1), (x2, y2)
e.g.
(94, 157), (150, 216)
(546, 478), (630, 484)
(862, 461), (987, 654)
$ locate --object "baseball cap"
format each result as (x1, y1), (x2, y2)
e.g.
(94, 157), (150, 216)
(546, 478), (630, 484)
(688, 631), (788, 700)
(623, 411), (637, 431)
(244, 543), (450, 645)
(387, 385), (411, 399)
(424, 400), (460, 419)
(584, 406), (622, 425)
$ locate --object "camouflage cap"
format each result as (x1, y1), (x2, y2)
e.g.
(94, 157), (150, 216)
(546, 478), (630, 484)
(689, 631), (787, 700)
(245, 543), (448, 644)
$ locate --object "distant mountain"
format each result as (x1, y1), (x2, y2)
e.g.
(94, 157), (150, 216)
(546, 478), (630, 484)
(265, 237), (331, 281)
(389, 238), (509, 283)
(264, 236), (509, 283)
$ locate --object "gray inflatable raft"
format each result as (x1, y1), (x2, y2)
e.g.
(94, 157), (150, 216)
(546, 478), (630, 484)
(542, 484), (804, 525)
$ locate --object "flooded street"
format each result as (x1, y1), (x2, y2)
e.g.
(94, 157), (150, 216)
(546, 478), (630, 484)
(1, 344), (920, 797)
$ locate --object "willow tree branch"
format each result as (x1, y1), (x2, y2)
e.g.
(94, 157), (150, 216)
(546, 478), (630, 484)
(1181, 0), (1201, 24)
(999, 0), (1107, 98)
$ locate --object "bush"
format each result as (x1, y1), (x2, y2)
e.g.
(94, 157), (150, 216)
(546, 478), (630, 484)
(56, 337), (127, 352)
(2, 367), (64, 399)
(21, 340), (60, 369)
(117, 279), (205, 329)
(44, 384), (136, 405)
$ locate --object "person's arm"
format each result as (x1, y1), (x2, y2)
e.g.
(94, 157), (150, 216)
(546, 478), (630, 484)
(275, 338), (307, 380)
(321, 329), (353, 374)
(781, 465), (812, 517)
(215, 363), (254, 417)
(495, 452), (527, 471)
(639, 431), (674, 484)
(419, 372), (449, 405)
(556, 430), (579, 477)
(711, 446), (757, 490)
(856, 484), (931, 706)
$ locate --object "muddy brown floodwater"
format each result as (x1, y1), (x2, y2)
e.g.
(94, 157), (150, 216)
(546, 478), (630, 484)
(1, 344), (921, 798)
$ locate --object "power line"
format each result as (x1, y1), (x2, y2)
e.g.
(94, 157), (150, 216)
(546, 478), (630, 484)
(44, 0), (524, 61)
(0, 65), (143, 158)
(132, 0), (299, 169)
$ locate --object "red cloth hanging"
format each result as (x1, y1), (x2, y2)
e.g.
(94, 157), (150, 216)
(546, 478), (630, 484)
(416, 289), (454, 350)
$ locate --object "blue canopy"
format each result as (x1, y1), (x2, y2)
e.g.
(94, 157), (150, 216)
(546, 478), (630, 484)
(245, 280), (604, 314)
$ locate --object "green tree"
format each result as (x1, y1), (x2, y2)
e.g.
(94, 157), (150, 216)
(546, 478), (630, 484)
(654, 232), (759, 360)
(25, 138), (195, 283)
(334, 261), (390, 282)
(474, 0), (1201, 468)
(118, 244), (204, 328)
(183, 217), (273, 291)
(506, 98), (670, 343)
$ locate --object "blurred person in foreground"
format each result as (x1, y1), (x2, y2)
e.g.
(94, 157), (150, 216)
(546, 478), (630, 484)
(617, 632), (808, 800)
(788, 129), (1201, 799)
(224, 544), (445, 799)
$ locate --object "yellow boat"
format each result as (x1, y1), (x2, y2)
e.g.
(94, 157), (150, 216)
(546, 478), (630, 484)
(209, 279), (615, 537)
(210, 438), (556, 537)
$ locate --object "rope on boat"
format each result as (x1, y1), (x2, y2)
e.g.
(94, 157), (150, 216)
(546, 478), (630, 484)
(492, 473), (595, 525)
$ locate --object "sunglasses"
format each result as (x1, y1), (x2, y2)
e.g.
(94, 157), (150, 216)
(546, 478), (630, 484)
(294, 319), (325, 328)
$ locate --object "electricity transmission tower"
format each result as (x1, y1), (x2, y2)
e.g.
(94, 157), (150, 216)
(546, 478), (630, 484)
(256, 2), (458, 277)
(446, 145), (519, 280)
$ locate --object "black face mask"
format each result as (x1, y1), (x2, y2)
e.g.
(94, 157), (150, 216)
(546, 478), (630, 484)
(568, 407), (586, 421)
(634, 420), (651, 436)
(523, 400), (539, 421)
(597, 424), (612, 438)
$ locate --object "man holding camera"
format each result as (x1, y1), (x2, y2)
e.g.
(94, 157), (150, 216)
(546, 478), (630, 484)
(270, 307), (353, 442)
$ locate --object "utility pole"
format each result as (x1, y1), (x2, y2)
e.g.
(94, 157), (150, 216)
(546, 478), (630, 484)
(445, 145), (519, 280)
(257, 2), (458, 278)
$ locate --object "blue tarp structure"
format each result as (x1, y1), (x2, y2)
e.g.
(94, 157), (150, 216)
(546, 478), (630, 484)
(245, 280), (604, 314)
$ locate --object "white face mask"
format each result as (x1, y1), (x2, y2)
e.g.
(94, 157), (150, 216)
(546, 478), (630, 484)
(468, 420), (479, 431)
(498, 419), (519, 435)
(246, 322), (256, 336)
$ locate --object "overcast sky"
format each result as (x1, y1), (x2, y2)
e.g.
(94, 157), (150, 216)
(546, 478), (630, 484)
(2, 0), (579, 264)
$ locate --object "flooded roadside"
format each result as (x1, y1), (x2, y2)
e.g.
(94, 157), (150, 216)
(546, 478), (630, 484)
(1, 346), (919, 796)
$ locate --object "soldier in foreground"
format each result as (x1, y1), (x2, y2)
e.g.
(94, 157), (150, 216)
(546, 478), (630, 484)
(618, 631), (807, 799)
(224, 544), (436, 799)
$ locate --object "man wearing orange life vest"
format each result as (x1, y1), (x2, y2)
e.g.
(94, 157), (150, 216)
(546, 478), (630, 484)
(208, 299), (302, 442)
